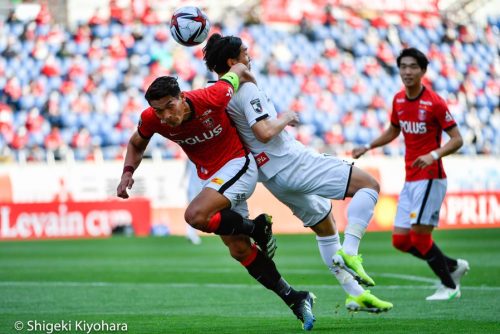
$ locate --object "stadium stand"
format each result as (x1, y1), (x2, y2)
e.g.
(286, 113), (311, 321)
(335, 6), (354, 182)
(0, 2), (498, 163)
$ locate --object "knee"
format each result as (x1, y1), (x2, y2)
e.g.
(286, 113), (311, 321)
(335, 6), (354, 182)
(366, 174), (380, 193)
(184, 206), (208, 230)
(392, 233), (411, 252)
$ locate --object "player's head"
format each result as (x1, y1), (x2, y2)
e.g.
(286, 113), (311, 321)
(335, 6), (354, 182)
(396, 48), (429, 88)
(203, 33), (251, 75)
(145, 76), (188, 127)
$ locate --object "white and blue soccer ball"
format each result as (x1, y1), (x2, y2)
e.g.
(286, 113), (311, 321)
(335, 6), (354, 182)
(170, 6), (211, 47)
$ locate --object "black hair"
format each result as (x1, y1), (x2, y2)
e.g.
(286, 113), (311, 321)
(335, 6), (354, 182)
(396, 48), (429, 71)
(144, 76), (180, 103)
(203, 33), (242, 74)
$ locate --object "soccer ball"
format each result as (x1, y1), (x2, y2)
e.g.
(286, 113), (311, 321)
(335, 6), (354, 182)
(170, 6), (211, 47)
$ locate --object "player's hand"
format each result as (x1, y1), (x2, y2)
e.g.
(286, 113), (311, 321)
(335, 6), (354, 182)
(117, 172), (134, 199)
(352, 147), (368, 159)
(283, 110), (299, 127)
(412, 154), (434, 169)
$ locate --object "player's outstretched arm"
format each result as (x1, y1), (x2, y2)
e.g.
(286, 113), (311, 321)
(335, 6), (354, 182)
(352, 124), (400, 159)
(252, 110), (299, 143)
(117, 131), (150, 199)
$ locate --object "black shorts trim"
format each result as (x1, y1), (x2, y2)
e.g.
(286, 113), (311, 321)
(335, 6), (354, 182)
(309, 203), (333, 228)
(342, 163), (354, 200)
(416, 179), (433, 224)
(218, 155), (251, 194)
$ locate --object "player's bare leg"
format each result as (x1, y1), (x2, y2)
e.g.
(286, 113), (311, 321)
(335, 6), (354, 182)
(221, 235), (315, 330)
(185, 188), (275, 254)
(393, 225), (464, 300)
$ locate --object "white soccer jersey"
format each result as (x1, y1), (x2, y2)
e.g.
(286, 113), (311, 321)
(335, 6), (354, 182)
(227, 82), (303, 181)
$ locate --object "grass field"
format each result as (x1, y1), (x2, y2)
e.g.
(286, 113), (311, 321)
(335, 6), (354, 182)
(1, 229), (499, 334)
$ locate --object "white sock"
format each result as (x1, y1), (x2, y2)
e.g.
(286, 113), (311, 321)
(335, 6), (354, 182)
(343, 188), (378, 255)
(316, 234), (364, 297)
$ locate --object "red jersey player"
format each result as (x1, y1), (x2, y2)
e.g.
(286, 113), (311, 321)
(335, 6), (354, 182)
(353, 48), (469, 301)
(117, 64), (315, 324)
(116, 63), (274, 252)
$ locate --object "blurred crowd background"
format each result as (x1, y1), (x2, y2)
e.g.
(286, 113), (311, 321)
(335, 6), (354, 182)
(0, 0), (498, 163)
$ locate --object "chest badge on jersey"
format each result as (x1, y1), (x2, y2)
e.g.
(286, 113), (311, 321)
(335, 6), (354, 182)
(201, 117), (215, 129)
(418, 109), (427, 121)
(250, 99), (263, 113)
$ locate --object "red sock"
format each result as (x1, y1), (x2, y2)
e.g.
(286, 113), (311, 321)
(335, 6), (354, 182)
(410, 230), (433, 256)
(240, 244), (258, 267)
(205, 212), (221, 233)
(392, 233), (412, 252)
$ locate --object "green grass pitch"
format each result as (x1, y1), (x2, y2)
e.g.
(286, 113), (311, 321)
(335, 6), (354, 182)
(1, 229), (499, 333)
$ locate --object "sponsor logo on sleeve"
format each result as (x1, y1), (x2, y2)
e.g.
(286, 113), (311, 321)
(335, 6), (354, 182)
(254, 152), (270, 167)
(250, 99), (263, 113)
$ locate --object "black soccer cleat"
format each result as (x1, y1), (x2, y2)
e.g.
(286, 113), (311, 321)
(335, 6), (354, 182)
(251, 214), (277, 259)
(290, 291), (316, 331)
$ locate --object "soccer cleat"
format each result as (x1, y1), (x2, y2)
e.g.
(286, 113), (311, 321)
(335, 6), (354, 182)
(426, 284), (461, 301)
(290, 291), (316, 331)
(345, 290), (393, 313)
(251, 214), (277, 259)
(332, 249), (375, 286)
(450, 259), (469, 286)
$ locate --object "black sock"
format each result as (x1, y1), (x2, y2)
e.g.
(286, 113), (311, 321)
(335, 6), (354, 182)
(408, 247), (458, 271)
(423, 243), (456, 289)
(213, 209), (255, 235)
(244, 250), (300, 306)
(444, 255), (458, 272)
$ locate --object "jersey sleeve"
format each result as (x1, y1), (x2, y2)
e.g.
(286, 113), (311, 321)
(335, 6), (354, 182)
(137, 109), (155, 139)
(390, 96), (400, 127)
(239, 83), (269, 127)
(435, 96), (457, 130)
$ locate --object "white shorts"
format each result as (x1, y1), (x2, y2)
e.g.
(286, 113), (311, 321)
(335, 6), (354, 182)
(263, 151), (352, 227)
(394, 179), (447, 229)
(201, 154), (257, 218)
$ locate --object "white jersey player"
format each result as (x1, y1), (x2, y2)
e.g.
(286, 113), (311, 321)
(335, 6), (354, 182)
(203, 33), (393, 312)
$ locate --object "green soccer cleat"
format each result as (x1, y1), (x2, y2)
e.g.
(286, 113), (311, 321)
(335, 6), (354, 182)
(332, 249), (375, 286)
(345, 290), (393, 313)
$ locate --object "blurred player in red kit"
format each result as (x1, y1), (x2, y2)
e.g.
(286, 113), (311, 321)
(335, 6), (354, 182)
(353, 48), (469, 301)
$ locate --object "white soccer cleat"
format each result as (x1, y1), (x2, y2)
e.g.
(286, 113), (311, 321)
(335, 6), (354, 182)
(450, 259), (469, 286)
(426, 285), (461, 301)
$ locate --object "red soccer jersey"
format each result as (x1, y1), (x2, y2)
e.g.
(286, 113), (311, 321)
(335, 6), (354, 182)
(390, 86), (457, 181)
(137, 80), (246, 180)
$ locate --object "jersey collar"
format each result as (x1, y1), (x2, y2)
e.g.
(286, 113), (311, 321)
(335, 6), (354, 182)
(405, 86), (426, 101)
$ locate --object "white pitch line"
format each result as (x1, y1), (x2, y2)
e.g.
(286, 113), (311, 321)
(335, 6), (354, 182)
(0, 281), (498, 291)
